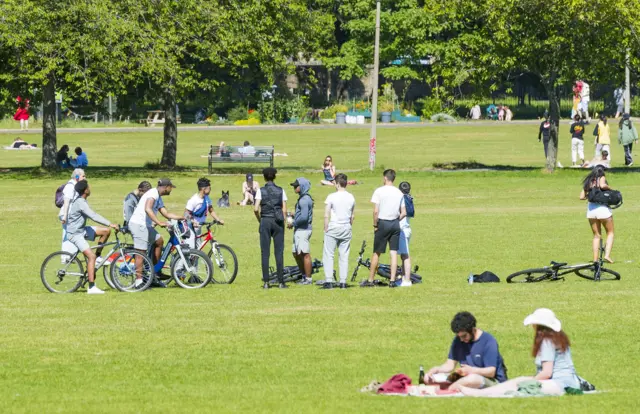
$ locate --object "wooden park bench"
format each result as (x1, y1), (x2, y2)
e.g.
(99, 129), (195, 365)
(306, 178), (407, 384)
(208, 144), (274, 173)
(139, 110), (182, 127)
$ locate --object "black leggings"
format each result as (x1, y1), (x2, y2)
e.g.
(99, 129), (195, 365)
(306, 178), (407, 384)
(259, 217), (284, 282)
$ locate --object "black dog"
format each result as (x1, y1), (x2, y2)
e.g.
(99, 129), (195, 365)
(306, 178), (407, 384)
(217, 190), (230, 208)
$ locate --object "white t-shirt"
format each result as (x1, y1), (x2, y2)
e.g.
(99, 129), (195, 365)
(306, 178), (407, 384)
(185, 193), (212, 224)
(59, 179), (77, 217)
(371, 185), (404, 220)
(255, 187), (288, 203)
(581, 82), (590, 99)
(129, 188), (165, 226)
(325, 190), (355, 225)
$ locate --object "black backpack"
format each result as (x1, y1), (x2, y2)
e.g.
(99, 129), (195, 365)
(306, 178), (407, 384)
(471, 271), (500, 283)
(404, 194), (415, 218)
(588, 187), (623, 209)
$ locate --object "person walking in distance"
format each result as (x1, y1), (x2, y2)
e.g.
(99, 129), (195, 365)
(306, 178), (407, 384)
(128, 178), (185, 288)
(322, 173), (355, 289)
(289, 178), (314, 285)
(59, 168), (86, 253)
(593, 114), (612, 162)
(570, 114), (586, 167)
(398, 181), (414, 287)
(618, 113), (638, 166)
(363, 169), (406, 288)
(538, 115), (552, 158)
(254, 167), (288, 289)
(66, 180), (119, 294)
(123, 181), (152, 226)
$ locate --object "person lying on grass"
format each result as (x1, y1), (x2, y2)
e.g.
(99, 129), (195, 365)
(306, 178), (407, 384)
(426, 311), (508, 391)
(459, 308), (580, 397)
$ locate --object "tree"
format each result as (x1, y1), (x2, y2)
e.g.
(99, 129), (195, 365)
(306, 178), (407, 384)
(0, 0), (138, 170)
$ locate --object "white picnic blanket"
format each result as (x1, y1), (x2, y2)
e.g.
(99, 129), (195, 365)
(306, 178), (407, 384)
(4, 146), (40, 150)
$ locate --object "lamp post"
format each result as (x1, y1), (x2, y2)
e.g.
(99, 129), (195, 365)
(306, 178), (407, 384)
(369, 0), (381, 171)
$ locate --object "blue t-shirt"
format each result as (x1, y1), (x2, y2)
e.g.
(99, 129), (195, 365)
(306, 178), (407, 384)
(448, 331), (507, 382)
(75, 152), (88, 167)
(535, 339), (579, 389)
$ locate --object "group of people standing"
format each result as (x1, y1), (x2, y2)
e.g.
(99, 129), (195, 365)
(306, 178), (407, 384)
(253, 165), (414, 289)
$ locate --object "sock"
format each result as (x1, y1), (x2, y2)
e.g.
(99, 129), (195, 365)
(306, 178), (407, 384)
(89, 282), (95, 288)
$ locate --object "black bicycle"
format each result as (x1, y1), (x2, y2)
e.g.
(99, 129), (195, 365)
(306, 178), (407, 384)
(267, 259), (326, 284)
(350, 240), (422, 284)
(507, 240), (620, 283)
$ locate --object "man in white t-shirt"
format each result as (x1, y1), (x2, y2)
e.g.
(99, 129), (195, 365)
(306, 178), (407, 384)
(128, 178), (185, 287)
(579, 80), (590, 123)
(363, 169), (406, 288)
(322, 173), (355, 289)
(59, 168), (86, 253)
(184, 177), (224, 248)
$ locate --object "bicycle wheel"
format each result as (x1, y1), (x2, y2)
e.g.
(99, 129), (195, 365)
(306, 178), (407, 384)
(208, 243), (238, 284)
(574, 266), (621, 281)
(172, 249), (213, 289)
(268, 266), (302, 284)
(110, 249), (154, 292)
(40, 251), (85, 293)
(506, 269), (553, 283)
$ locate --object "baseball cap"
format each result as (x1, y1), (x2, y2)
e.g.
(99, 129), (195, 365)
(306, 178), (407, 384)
(523, 308), (562, 332)
(158, 178), (176, 188)
(290, 179), (300, 188)
(246, 173), (253, 181)
(623, 113), (630, 120)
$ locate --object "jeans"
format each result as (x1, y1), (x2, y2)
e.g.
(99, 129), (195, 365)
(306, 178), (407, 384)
(543, 138), (550, 158)
(259, 217), (284, 283)
(322, 223), (352, 283)
(624, 143), (634, 165)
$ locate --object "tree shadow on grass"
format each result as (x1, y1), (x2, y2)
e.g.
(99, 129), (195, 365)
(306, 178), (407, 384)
(431, 161), (539, 171)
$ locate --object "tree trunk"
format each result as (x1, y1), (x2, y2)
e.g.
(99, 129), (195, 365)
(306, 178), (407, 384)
(160, 90), (177, 167)
(41, 74), (58, 170)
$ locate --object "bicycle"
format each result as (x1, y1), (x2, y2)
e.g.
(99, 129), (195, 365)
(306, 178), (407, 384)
(195, 221), (238, 284)
(40, 228), (154, 293)
(267, 259), (326, 284)
(506, 240), (620, 283)
(350, 240), (422, 284)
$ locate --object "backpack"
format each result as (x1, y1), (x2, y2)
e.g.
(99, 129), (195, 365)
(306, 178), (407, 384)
(54, 182), (68, 208)
(470, 271), (501, 283)
(587, 187), (623, 209)
(404, 194), (415, 218)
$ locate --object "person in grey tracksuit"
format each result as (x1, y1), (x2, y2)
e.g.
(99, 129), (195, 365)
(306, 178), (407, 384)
(322, 173), (355, 289)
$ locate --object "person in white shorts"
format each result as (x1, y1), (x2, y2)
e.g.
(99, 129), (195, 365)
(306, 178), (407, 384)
(578, 80), (590, 123)
(398, 182), (414, 287)
(66, 180), (119, 294)
(184, 177), (224, 248)
(128, 178), (185, 287)
(59, 168), (86, 253)
(579, 166), (614, 263)
(321, 173), (355, 289)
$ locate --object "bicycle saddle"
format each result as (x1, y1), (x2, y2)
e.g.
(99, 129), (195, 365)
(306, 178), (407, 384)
(550, 261), (567, 267)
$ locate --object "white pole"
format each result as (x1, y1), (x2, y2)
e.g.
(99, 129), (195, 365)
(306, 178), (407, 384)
(625, 49), (631, 114)
(108, 95), (113, 125)
(369, 1), (381, 171)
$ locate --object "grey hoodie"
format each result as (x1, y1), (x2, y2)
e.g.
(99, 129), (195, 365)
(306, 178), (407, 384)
(67, 196), (111, 235)
(293, 177), (313, 230)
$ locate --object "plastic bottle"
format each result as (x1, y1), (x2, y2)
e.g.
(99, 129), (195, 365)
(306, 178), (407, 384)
(418, 365), (425, 384)
(468, 273), (474, 285)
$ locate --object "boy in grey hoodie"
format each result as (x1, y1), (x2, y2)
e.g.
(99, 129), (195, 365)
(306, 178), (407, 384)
(67, 180), (119, 294)
(289, 177), (313, 284)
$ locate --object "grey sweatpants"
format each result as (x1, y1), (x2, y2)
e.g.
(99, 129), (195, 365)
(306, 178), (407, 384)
(323, 223), (352, 283)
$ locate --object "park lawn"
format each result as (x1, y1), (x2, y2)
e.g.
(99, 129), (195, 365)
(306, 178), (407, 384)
(1, 125), (640, 412)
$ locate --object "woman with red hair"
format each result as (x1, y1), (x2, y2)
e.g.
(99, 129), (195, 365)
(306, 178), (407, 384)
(13, 96), (30, 131)
(459, 309), (581, 396)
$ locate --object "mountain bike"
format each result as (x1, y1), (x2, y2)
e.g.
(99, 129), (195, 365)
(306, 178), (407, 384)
(506, 240), (620, 283)
(195, 221), (238, 284)
(267, 259), (325, 284)
(350, 240), (422, 284)
(40, 229), (154, 293)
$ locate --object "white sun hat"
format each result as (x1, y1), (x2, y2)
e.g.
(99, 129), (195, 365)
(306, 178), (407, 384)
(523, 308), (562, 332)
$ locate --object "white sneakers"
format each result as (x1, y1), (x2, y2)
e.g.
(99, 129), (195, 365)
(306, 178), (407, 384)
(87, 286), (105, 294)
(134, 278), (144, 288)
(95, 257), (105, 267)
(400, 280), (412, 287)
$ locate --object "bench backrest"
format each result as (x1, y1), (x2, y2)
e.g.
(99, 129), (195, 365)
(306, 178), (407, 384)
(209, 145), (273, 157)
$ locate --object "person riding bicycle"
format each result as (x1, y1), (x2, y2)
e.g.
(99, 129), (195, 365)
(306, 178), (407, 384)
(59, 168), (86, 254)
(123, 181), (152, 227)
(184, 177), (225, 249)
(66, 180), (119, 294)
(128, 178), (185, 288)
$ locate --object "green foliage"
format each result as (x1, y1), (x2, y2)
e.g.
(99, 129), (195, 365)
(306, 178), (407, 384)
(417, 97), (443, 119)
(227, 106), (249, 122)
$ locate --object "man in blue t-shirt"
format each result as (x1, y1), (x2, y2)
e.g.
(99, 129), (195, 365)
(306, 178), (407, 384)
(426, 312), (508, 391)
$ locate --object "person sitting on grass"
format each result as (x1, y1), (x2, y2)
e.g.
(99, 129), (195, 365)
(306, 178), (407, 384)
(56, 144), (72, 168)
(66, 180), (119, 294)
(72, 146), (88, 168)
(239, 173), (260, 206)
(582, 149), (610, 169)
(459, 309), (580, 397)
(320, 155), (336, 185)
(426, 312), (508, 391)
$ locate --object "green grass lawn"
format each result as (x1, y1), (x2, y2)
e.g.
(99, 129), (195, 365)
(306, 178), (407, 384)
(1, 125), (639, 412)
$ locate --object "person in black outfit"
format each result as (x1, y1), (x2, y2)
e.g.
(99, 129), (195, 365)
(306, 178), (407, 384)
(538, 116), (551, 157)
(254, 167), (289, 289)
(56, 144), (72, 168)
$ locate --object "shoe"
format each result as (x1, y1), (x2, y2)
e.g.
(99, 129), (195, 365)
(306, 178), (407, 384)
(151, 279), (167, 288)
(263, 282), (270, 289)
(400, 280), (412, 287)
(339, 283), (347, 289)
(389, 281), (397, 288)
(320, 282), (333, 289)
(156, 272), (171, 281)
(629, 161), (634, 167)
(87, 286), (105, 295)
(134, 278), (144, 288)
(360, 280), (375, 288)
(279, 283), (288, 289)
(297, 277), (313, 285)
(557, 161), (564, 168)
(95, 257), (104, 267)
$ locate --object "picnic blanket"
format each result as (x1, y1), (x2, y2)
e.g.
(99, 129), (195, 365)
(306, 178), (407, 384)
(4, 146), (39, 150)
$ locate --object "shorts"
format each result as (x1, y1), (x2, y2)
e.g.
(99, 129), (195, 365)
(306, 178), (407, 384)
(292, 229), (312, 254)
(617, 103), (624, 114)
(587, 203), (612, 220)
(398, 227), (411, 255)
(480, 377), (499, 389)
(129, 223), (161, 250)
(66, 226), (97, 253)
(373, 219), (400, 254)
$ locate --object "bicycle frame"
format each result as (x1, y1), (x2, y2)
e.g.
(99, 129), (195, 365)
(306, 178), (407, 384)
(154, 221), (196, 275)
(61, 231), (128, 281)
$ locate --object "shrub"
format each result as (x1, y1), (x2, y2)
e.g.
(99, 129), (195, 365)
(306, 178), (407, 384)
(233, 118), (261, 126)
(227, 106), (248, 122)
(379, 101), (395, 112)
(321, 104), (348, 119)
(247, 109), (260, 120)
